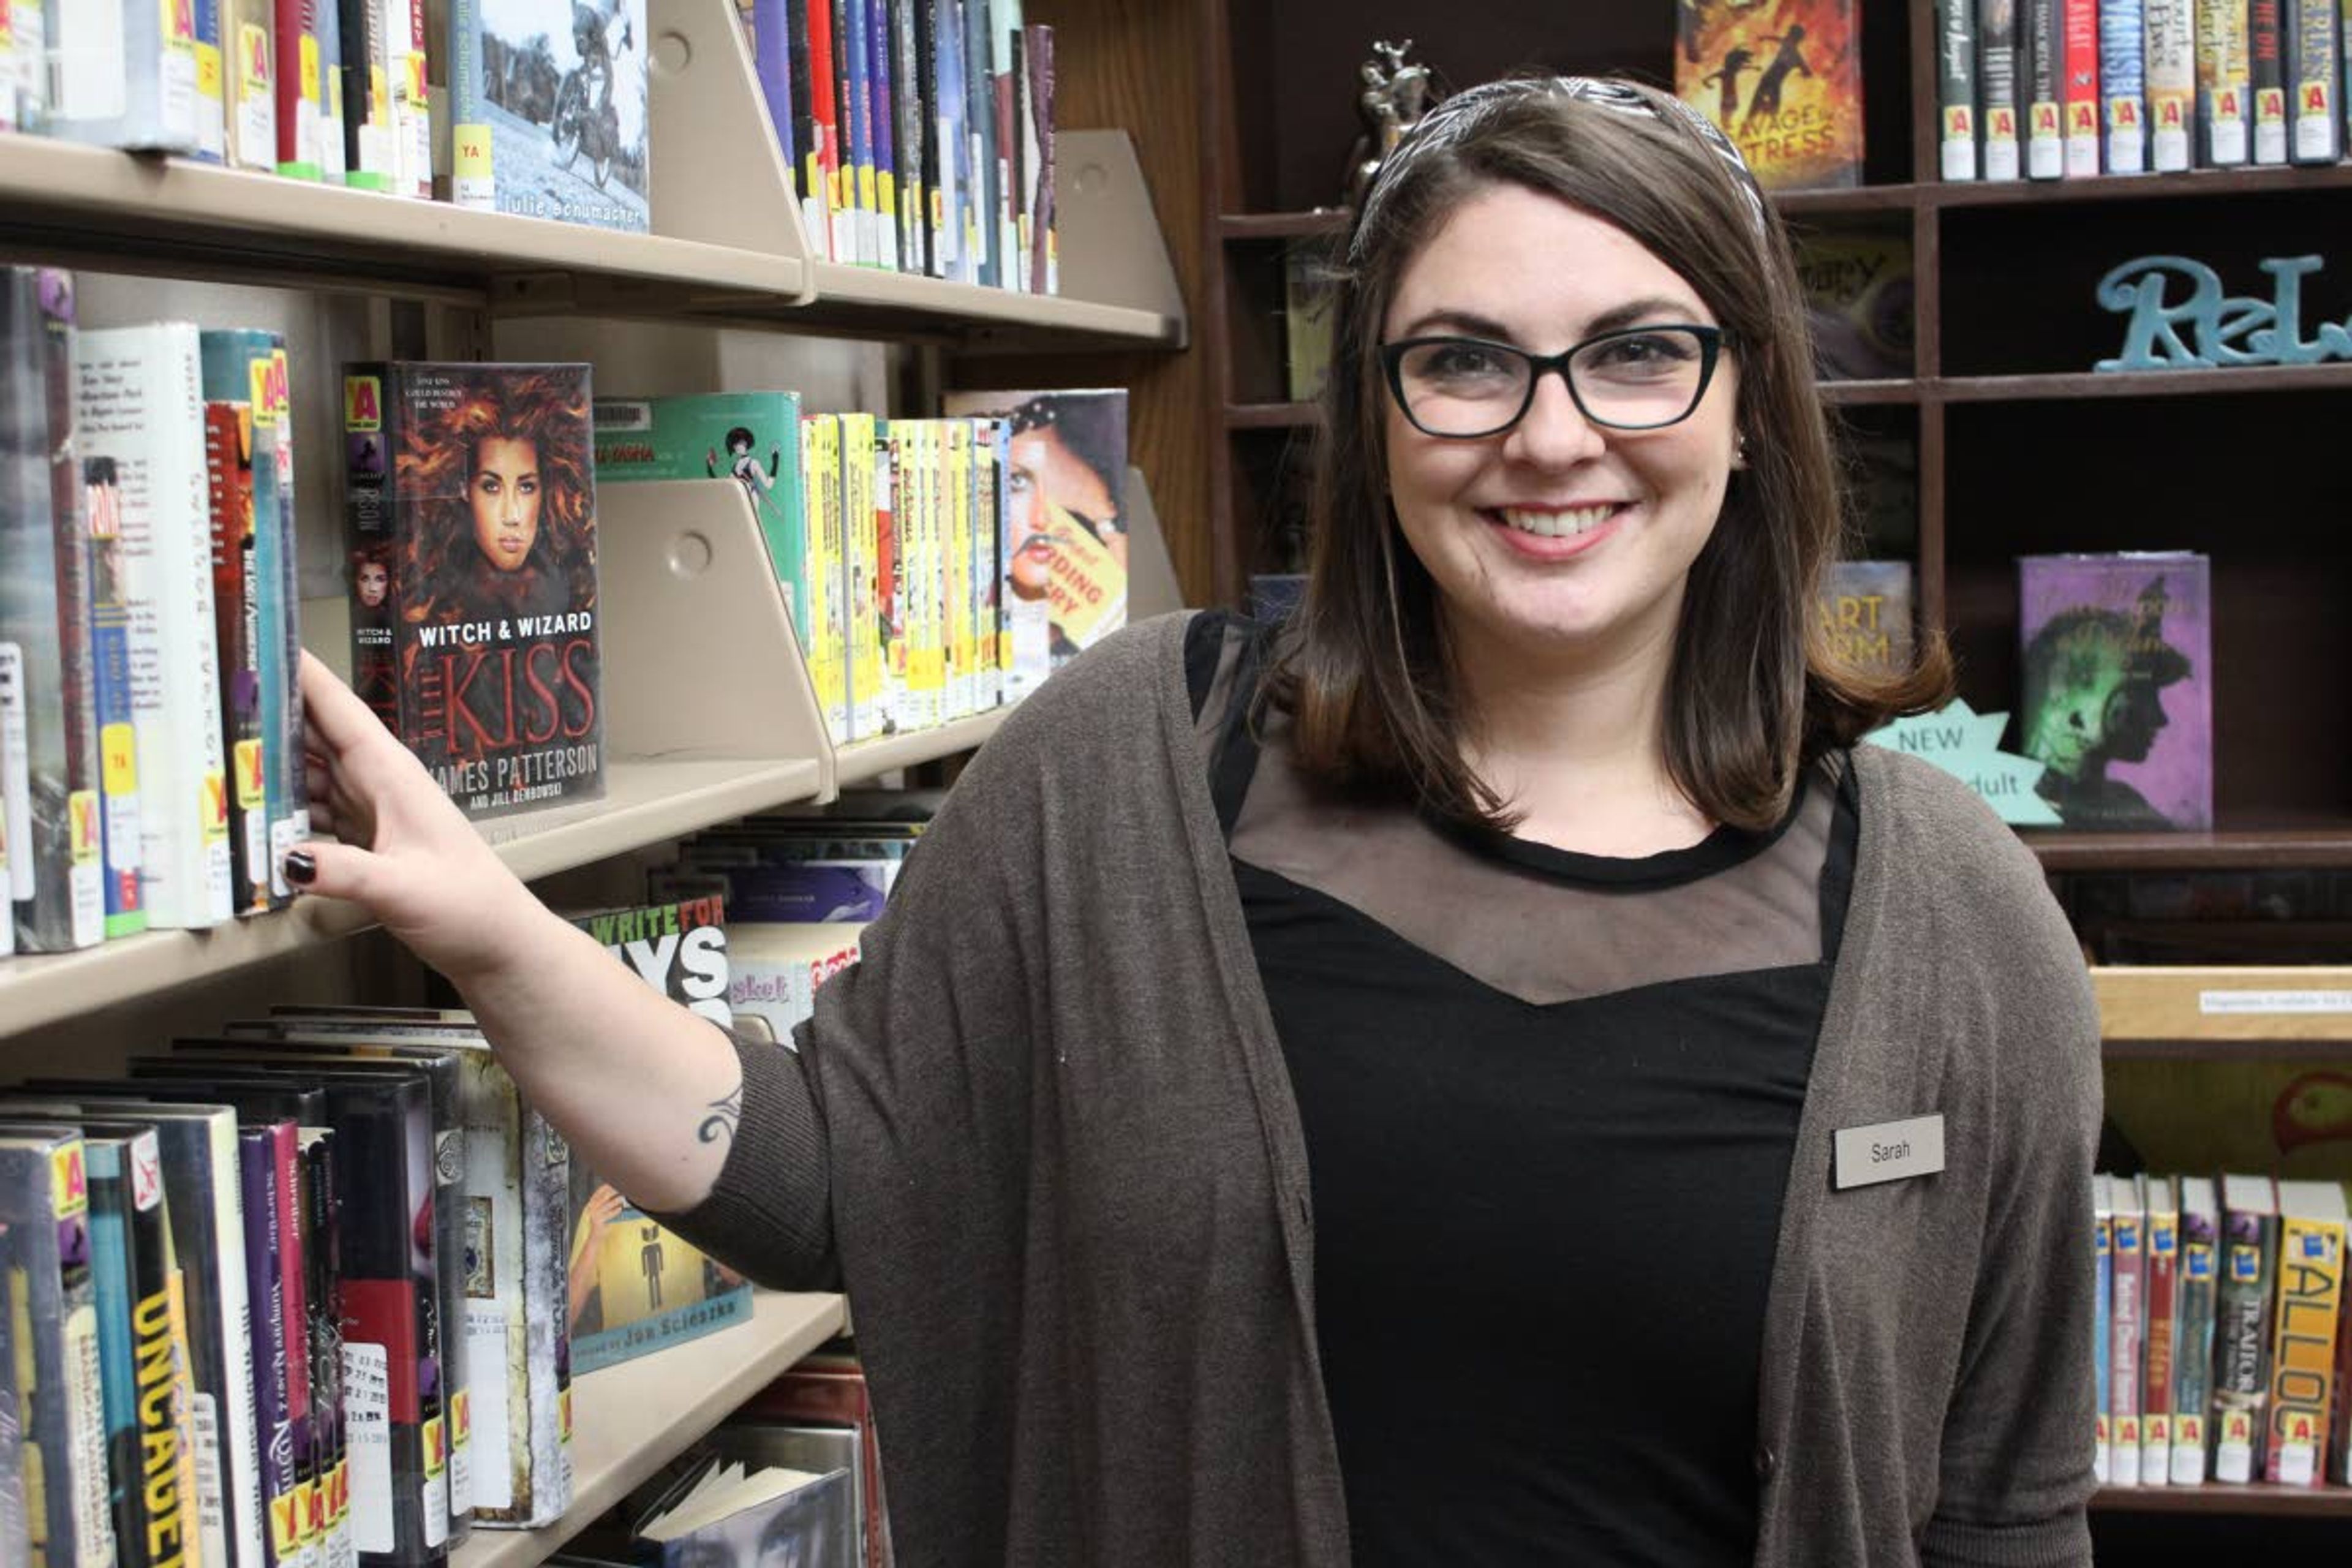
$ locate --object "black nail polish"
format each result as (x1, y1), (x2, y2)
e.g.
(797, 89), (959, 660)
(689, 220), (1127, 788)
(283, 850), (317, 886)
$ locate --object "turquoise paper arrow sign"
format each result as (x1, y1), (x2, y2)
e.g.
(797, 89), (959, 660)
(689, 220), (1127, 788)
(1863, 699), (2064, 826)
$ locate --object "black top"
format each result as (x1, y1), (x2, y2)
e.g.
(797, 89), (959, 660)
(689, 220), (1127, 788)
(1186, 611), (1856, 1567)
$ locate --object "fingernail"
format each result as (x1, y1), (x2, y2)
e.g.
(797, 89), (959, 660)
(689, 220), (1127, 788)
(283, 850), (317, 886)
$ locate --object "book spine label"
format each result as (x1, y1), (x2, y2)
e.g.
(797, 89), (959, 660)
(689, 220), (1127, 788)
(2196, 0), (2253, 162)
(2144, 0), (2195, 166)
(2064, 0), (2105, 169)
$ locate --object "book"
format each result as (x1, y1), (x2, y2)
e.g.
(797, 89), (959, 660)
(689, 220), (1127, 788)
(0, 1126), (116, 1568)
(2173, 1175), (2218, 1484)
(1820, 560), (1915, 677)
(2283, 0), (2339, 160)
(2195, 0), (2253, 163)
(1283, 240), (1340, 404)
(448, 0), (652, 232)
(2250, 0), (2288, 160)
(84, 451), (146, 941)
(2093, 1173), (2113, 1483)
(2100, 0), (2149, 171)
(2023, 0), (2066, 175)
(2015, 552), (2211, 831)
(297, 1128), (355, 1568)
(633, 1455), (853, 1568)
(960, 0), (992, 284)
(2109, 1175), (2146, 1485)
(1674, 0), (1863, 189)
(0, 1), (48, 132)
(1935, 0), (1981, 177)
(314, 0), (347, 183)
(1980, 0), (2023, 177)
(2062, 0), (2103, 171)
(940, 388), (1127, 677)
(728, 922), (865, 1040)
(82, 1124), (200, 1568)
(2139, 1173), (2178, 1484)
(0, 268), (104, 954)
(2267, 1178), (2346, 1485)
(737, 1367), (891, 1568)
(799, 414), (850, 742)
(2144, 0), (2196, 167)
(77, 323), (235, 930)
(2215, 1171), (2277, 1482)
(343, 363), (605, 820)
(274, 0), (325, 177)
(0, 1226), (26, 1568)
(46, 0), (202, 152)
(205, 403), (271, 916)
(338, 0), (398, 189)
(562, 899), (753, 1374)
(1792, 228), (1913, 382)
(222, 0), (278, 170)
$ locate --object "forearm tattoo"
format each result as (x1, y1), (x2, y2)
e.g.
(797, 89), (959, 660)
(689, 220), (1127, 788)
(697, 1086), (742, 1148)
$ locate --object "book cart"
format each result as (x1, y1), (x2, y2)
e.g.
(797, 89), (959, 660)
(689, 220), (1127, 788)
(0, 0), (1187, 1561)
(1184, 0), (2352, 1560)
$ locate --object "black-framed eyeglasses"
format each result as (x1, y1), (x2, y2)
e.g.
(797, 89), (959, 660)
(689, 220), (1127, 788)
(1378, 325), (1730, 439)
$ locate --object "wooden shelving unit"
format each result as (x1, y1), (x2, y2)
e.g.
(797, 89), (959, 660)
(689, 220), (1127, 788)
(2092, 1483), (2352, 1518)
(454, 1292), (848, 1568)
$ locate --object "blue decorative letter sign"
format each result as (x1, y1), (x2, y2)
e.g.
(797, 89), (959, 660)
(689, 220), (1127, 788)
(2095, 255), (2352, 371)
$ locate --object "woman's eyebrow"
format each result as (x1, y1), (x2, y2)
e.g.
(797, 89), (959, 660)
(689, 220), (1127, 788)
(1391, 295), (1709, 344)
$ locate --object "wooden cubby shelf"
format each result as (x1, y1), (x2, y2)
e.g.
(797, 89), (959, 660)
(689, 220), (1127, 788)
(2026, 829), (2352, 873)
(454, 1291), (848, 1568)
(2091, 1483), (2352, 1518)
(1934, 364), (2352, 403)
(2091, 965), (2352, 1044)
(1935, 162), (2352, 208)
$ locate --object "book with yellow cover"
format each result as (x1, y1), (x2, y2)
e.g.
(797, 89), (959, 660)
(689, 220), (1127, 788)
(2267, 1179), (2346, 1485)
(841, 413), (881, 742)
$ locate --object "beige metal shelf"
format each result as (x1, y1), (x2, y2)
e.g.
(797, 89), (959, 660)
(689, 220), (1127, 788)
(834, 709), (1012, 790)
(2093, 966), (2352, 1042)
(454, 1290), (848, 1568)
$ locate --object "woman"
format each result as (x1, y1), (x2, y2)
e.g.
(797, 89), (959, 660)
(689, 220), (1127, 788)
(293, 78), (2098, 1566)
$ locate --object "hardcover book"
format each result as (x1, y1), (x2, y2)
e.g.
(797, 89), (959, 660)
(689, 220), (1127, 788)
(2143, 0), (2195, 168)
(2267, 1178), (2345, 1485)
(2015, 552), (2211, 831)
(2100, 0), (2149, 172)
(205, 403), (271, 914)
(2194, 0), (2253, 164)
(1674, 0), (1864, 189)
(2250, 0), (2288, 162)
(2093, 1174), (2113, 1482)
(1792, 229), (1913, 381)
(447, 0), (651, 231)
(2022, 0), (2064, 176)
(2173, 1174), (2218, 1484)
(1819, 560), (1915, 677)
(633, 1456), (852, 1568)
(2283, 0), (2339, 161)
(344, 363), (604, 820)
(84, 452), (145, 940)
(2109, 1177), (2146, 1485)
(940, 388), (1126, 681)
(1936, 0), (1981, 178)
(562, 898), (753, 1374)
(0, 268), (104, 954)
(1980, 0), (2022, 178)
(2139, 1173), (2178, 1484)
(46, 0), (202, 151)
(2063, 0), (2103, 172)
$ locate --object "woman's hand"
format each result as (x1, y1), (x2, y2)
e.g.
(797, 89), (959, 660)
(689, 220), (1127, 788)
(295, 650), (547, 989)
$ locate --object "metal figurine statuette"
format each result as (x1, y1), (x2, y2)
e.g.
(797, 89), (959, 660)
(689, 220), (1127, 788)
(1346, 39), (1437, 211)
(2096, 254), (2352, 371)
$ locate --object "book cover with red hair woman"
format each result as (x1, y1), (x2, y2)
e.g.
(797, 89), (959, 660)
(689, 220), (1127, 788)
(343, 362), (603, 819)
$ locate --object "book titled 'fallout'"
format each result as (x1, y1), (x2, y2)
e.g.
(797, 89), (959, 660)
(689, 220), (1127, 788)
(1675, 0), (1864, 189)
(2015, 552), (2211, 831)
(342, 363), (603, 820)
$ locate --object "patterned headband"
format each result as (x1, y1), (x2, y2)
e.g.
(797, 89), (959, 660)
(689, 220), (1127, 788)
(1349, 76), (1771, 262)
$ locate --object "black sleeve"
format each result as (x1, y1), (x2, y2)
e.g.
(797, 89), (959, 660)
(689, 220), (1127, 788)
(1184, 605), (1235, 721)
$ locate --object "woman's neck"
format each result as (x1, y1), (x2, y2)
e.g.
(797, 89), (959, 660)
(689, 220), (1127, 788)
(1451, 617), (1713, 858)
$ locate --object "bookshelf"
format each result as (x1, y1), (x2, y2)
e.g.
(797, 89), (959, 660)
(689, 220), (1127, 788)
(0, 0), (1193, 1558)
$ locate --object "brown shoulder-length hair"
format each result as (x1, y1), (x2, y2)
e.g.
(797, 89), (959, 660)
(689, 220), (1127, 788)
(1265, 77), (1952, 834)
(397, 366), (597, 621)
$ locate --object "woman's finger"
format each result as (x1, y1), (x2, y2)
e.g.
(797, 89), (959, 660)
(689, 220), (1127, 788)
(299, 651), (396, 762)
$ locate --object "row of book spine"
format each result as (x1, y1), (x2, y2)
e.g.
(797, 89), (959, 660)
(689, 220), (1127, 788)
(597, 406), (1042, 748)
(742, 0), (1058, 290)
(2095, 1171), (2352, 1488)
(0, 1013), (577, 1568)
(2, 0), (435, 198)
(1936, 0), (2346, 179)
(0, 267), (311, 960)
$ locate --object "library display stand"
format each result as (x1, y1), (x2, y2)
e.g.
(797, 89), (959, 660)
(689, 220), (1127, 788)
(0, 0), (1190, 1554)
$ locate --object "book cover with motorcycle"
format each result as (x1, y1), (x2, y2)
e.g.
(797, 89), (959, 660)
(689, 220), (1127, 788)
(449, 0), (652, 233)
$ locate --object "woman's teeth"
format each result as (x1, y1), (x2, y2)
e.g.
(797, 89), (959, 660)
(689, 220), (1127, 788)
(1498, 504), (1616, 538)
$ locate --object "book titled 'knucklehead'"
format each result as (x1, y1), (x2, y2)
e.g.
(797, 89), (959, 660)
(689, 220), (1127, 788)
(342, 363), (603, 820)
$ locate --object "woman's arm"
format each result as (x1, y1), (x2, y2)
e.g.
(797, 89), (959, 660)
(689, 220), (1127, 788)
(295, 651), (743, 1213)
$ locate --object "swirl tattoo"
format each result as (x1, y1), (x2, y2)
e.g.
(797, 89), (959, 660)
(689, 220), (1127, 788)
(697, 1086), (742, 1147)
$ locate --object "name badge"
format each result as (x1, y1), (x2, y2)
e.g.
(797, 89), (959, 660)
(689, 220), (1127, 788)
(1833, 1114), (1946, 1191)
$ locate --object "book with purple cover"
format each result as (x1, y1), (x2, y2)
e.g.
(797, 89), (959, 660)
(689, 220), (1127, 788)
(2016, 552), (2211, 830)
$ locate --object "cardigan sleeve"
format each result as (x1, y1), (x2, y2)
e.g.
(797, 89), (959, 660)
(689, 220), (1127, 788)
(1919, 835), (2103, 1568)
